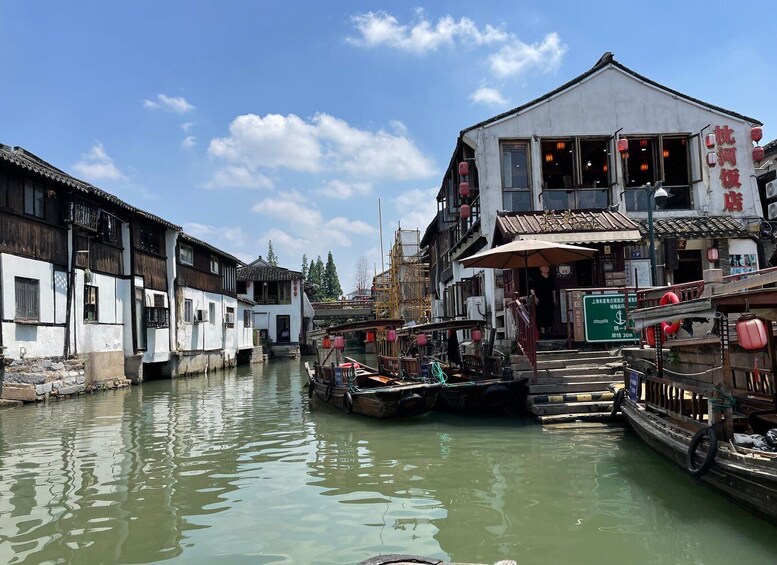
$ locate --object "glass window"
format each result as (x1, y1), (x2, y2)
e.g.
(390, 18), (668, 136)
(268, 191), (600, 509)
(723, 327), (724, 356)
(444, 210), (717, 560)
(24, 180), (45, 219)
(139, 226), (161, 254)
(180, 244), (194, 266)
(210, 256), (219, 274)
(541, 138), (610, 210)
(624, 136), (691, 211)
(209, 302), (216, 325)
(184, 299), (193, 323)
(15, 277), (40, 321)
(501, 142), (531, 212)
(243, 309), (252, 327)
(84, 285), (99, 322)
(225, 307), (235, 327)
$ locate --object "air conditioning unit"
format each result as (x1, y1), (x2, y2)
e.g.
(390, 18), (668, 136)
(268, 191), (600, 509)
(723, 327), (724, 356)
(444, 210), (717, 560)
(195, 309), (208, 323)
(766, 180), (777, 200)
(769, 202), (777, 221)
(465, 296), (486, 321)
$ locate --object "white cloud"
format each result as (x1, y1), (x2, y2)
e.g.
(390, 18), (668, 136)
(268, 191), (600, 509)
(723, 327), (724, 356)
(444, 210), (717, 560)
(206, 112), (435, 187)
(470, 86), (508, 106)
(318, 180), (373, 200)
(489, 32), (567, 78)
(262, 228), (309, 253)
(181, 135), (197, 150)
(72, 142), (125, 181)
(348, 10), (508, 53)
(251, 198), (323, 229)
(143, 93), (195, 113)
(394, 187), (438, 231)
(325, 216), (376, 235)
(182, 223), (254, 263)
(181, 122), (196, 132)
(204, 165), (273, 190)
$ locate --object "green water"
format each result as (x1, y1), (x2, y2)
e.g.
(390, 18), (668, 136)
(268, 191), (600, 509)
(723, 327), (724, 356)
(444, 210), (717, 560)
(1, 357), (775, 565)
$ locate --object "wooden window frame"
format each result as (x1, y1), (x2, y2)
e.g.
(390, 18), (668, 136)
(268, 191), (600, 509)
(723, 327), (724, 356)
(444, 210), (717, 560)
(84, 284), (99, 322)
(180, 244), (194, 266)
(14, 277), (40, 322)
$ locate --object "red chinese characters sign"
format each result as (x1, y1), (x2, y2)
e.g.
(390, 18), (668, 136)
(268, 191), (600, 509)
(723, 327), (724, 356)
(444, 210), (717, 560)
(716, 125), (742, 212)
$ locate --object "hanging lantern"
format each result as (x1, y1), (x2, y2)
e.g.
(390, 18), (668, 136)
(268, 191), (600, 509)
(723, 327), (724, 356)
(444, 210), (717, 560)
(663, 149), (670, 158)
(471, 328), (482, 343)
(751, 126), (763, 143)
(705, 133), (717, 148)
(645, 325), (656, 347)
(459, 181), (470, 198)
(639, 139), (648, 148)
(460, 204), (471, 219)
(322, 335), (332, 349)
(736, 315), (768, 350)
(458, 161), (469, 177)
(617, 138), (629, 153)
(602, 164), (608, 172)
(640, 162), (649, 172)
(386, 328), (397, 343)
(753, 146), (765, 162)
(706, 152), (717, 167)
(545, 153), (554, 163)
(334, 335), (345, 350)
(556, 141), (566, 150)
(707, 247), (719, 262)
(366, 331), (376, 343)
(416, 333), (428, 347)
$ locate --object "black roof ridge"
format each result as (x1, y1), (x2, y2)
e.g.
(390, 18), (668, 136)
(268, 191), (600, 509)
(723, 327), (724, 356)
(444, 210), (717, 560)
(462, 52), (761, 134)
(179, 232), (243, 265)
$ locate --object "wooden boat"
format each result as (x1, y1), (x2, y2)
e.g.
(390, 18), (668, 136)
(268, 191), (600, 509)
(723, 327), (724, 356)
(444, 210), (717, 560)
(621, 268), (777, 523)
(396, 319), (527, 413)
(305, 319), (441, 419)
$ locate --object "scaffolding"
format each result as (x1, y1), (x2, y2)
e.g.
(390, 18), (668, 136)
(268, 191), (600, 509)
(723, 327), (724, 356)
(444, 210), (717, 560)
(373, 228), (430, 325)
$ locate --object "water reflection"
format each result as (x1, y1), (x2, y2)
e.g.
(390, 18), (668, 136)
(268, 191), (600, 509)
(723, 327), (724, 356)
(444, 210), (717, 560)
(0, 359), (776, 564)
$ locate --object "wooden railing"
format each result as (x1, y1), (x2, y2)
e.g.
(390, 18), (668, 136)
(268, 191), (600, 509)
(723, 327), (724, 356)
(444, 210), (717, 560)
(508, 298), (537, 382)
(732, 363), (775, 400)
(636, 280), (705, 309)
(462, 354), (503, 377)
(627, 369), (712, 425)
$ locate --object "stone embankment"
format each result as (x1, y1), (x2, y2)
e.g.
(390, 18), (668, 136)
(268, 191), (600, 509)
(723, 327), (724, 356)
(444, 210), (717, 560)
(1, 357), (130, 402)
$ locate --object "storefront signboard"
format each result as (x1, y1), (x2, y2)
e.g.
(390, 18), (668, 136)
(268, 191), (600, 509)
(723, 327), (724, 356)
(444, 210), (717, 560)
(583, 293), (638, 343)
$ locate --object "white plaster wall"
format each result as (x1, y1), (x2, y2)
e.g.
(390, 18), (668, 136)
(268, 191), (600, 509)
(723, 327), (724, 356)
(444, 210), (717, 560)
(241, 279), (304, 343)
(73, 269), (124, 354)
(237, 300), (254, 349)
(0, 254), (66, 359)
(176, 287), (234, 354)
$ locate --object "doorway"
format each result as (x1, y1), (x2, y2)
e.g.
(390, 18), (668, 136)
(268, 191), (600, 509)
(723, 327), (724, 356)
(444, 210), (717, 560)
(134, 288), (146, 350)
(276, 315), (291, 343)
(674, 250), (703, 284)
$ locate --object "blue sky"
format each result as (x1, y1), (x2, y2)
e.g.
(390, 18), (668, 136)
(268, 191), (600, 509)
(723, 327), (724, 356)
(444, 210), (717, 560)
(2, 2), (774, 292)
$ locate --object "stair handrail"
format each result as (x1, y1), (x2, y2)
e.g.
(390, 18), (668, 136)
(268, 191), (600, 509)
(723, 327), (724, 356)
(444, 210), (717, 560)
(507, 294), (538, 384)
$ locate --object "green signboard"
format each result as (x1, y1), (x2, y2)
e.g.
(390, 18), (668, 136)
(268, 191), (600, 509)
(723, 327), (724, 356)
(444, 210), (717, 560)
(583, 293), (638, 343)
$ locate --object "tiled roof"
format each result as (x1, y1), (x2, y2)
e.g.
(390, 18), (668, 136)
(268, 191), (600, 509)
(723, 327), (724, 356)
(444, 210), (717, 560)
(0, 144), (181, 230)
(496, 210), (640, 237)
(237, 265), (303, 282)
(637, 216), (749, 239)
(180, 232), (242, 265)
(463, 52), (761, 134)
(764, 138), (777, 157)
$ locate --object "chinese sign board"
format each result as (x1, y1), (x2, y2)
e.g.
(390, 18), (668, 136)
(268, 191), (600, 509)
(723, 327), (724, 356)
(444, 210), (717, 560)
(716, 125), (743, 213)
(583, 293), (638, 343)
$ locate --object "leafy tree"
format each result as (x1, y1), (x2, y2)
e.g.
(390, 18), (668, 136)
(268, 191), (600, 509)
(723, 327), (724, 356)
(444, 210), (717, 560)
(267, 240), (278, 266)
(324, 251), (342, 300)
(301, 254), (309, 280)
(308, 255), (324, 301)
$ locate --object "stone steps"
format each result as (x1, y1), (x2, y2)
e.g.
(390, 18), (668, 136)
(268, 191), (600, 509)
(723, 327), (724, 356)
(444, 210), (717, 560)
(529, 381), (618, 394)
(529, 400), (615, 416)
(538, 412), (622, 425)
(529, 391), (614, 404)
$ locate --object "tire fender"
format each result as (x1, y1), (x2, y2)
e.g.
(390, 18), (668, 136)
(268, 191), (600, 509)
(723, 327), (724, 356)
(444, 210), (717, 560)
(687, 426), (718, 477)
(324, 380), (334, 402)
(611, 389), (625, 418)
(343, 391), (353, 414)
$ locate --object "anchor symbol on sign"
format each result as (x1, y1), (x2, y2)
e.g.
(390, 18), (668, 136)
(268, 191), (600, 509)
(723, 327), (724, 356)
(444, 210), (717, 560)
(614, 310), (626, 326)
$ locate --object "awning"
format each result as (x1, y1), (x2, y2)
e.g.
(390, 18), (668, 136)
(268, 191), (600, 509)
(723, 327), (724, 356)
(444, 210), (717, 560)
(517, 230), (641, 244)
(637, 216), (749, 240)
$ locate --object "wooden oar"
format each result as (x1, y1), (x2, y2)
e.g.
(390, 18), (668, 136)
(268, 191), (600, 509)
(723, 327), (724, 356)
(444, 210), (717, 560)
(344, 356), (378, 373)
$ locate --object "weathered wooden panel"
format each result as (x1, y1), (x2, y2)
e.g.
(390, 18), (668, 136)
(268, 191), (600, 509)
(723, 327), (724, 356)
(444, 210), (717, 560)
(0, 210), (68, 265)
(177, 264), (221, 293)
(74, 235), (123, 276)
(134, 251), (167, 291)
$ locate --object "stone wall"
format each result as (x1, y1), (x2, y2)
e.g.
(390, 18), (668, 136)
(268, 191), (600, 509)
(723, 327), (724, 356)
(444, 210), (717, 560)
(168, 350), (237, 377)
(0, 356), (130, 403)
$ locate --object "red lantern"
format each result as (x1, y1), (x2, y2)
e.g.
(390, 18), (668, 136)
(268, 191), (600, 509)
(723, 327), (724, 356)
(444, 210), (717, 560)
(322, 335), (332, 349)
(751, 126), (763, 143)
(460, 204), (471, 219)
(459, 181), (470, 198)
(753, 146), (765, 162)
(736, 316), (768, 350)
(706, 152), (717, 167)
(386, 328), (397, 343)
(645, 326), (656, 347)
(704, 133), (716, 148)
(416, 333), (428, 347)
(334, 336), (345, 350)
(471, 328), (482, 343)
(617, 138), (629, 153)
(366, 331), (376, 343)
(707, 247), (719, 262)
(458, 161), (469, 176)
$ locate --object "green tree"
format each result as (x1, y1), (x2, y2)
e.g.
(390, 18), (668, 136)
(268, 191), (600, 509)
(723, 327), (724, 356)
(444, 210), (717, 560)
(301, 254), (309, 280)
(267, 240), (278, 266)
(323, 251), (342, 300)
(308, 255), (323, 301)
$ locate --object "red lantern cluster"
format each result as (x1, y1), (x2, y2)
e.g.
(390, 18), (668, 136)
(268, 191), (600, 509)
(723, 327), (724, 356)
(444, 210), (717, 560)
(706, 152), (718, 167)
(645, 326), (656, 347)
(460, 204), (471, 219)
(459, 181), (470, 198)
(334, 336), (345, 350)
(416, 333), (428, 347)
(736, 316), (768, 350)
(751, 126), (763, 143)
(366, 331), (376, 343)
(471, 328), (482, 343)
(458, 161), (469, 176)
(386, 328), (397, 343)
(322, 335), (332, 349)
(707, 247), (719, 262)
(617, 138), (629, 153)
(704, 133), (716, 148)
(753, 146), (765, 162)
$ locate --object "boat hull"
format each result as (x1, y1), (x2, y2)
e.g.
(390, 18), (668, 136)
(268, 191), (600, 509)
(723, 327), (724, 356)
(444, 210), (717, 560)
(622, 398), (777, 524)
(435, 378), (528, 414)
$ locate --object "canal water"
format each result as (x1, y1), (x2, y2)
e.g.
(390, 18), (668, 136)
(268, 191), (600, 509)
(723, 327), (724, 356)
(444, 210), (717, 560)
(1, 358), (776, 565)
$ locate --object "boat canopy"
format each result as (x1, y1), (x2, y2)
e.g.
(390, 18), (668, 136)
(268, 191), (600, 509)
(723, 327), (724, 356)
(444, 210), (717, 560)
(326, 318), (405, 335)
(398, 319), (484, 335)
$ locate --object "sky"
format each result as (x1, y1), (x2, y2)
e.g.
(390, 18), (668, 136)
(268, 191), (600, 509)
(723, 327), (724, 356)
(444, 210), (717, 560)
(2, 1), (774, 293)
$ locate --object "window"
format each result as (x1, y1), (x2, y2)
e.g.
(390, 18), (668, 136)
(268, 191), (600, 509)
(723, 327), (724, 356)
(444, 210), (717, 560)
(180, 244), (194, 266)
(624, 136), (691, 211)
(24, 180), (45, 219)
(153, 293), (165, 308)
(501, 142), (532, 211)
(243, 309), (252, 328)
(209, 302), (216, 325)
(210, 256), (219, 274)
(100, 211), (120, 244)
(184, 299), (193, 323)
(139, 225), (161, 254)
(225, 306), (235, 328)
(15, 277), (40, 321)
(540, 138), (610, 210)
(84, 285), (99, 322)
(237, 280), (247, 294)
